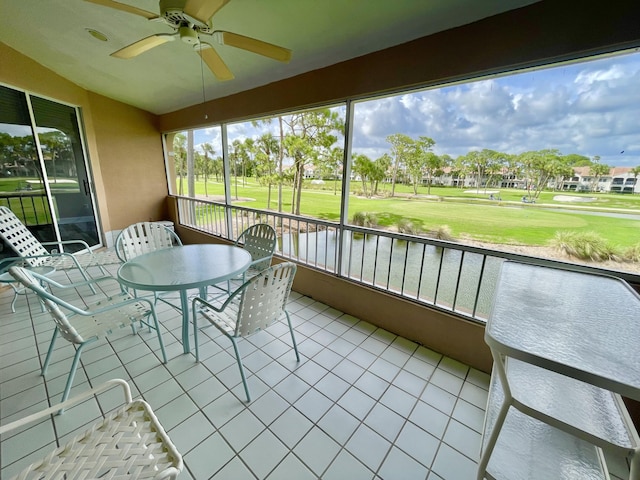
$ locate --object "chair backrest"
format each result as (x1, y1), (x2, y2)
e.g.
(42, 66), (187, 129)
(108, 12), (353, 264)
(8, 266), (85, 344)
(236, 224), (277, 271)
(115, 222), (182, 261)
(0, 206), (50, 267)
(235, 262), (296, 337)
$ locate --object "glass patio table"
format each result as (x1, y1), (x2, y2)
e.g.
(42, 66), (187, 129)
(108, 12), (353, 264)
(478, 261), (640, 480)
(117, 244), (252, 354)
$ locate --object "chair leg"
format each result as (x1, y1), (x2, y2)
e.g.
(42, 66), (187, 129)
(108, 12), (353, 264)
(58, 340), (95, 414)
(230, 337), (251, 402)
(285, 311), (300, 362)
(147, 311), (167, 363)
(42, 327), (60, 376)
(193, 307), (200, 362)
(9, 284), (18, 313)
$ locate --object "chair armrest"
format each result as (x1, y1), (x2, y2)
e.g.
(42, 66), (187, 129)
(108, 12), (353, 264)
(248, 255), (270, 267)
(192, 296), (225, 314)
(0, 257), (27, 272)
(0, 379), (132, 435)
(193, 277), (250, 313)
(41, 239), (93, 254)
(26, 269), (120, 291)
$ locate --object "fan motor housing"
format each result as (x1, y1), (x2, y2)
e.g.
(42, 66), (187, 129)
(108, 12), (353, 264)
(179, 26), (199, 44)
(160, 0), (212, 33)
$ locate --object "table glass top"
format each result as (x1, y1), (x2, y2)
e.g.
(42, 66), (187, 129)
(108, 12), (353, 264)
(117, 244), (252, 291)
(487, 261), (640, 396)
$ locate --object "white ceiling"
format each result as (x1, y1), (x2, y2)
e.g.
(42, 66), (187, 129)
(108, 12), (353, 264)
(1, 0), (539, 115)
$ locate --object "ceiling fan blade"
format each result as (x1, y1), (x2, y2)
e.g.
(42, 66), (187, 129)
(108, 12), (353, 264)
(184, 0), (230, 24)
(111, 34), (175, 59)
(84, 0), (158, 19)
(197, 43), (234, 81)
(218, 31), (292, 63)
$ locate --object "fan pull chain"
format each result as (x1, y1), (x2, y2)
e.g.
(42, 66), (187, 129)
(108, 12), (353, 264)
(199, 47), (208, 120)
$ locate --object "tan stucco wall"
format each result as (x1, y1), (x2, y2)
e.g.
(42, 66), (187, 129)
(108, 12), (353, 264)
(86, 92), (169, 230)
(0, 43), (168, 243)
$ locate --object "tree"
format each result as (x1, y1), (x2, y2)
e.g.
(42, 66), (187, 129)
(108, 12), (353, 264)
(38, 131), (75, 181)
(589, 161), (611, 192)
(252, 117), (287, 212)
(229, 139), (243, 199)
(386, 133), (414, 197)
(325, 147), (343, 195)
(551, 155), (575, 191)
(517, 149), (564, 200)
(631, 166), (640, 193)
(173, 133), (187, 195)
(404, 136), (436, 195)
(352, 153), (373, 197)
(254, 133), (280, 209)
(459, 149), (503, 194)
(231, 138), (253, 187)
(282, 109), (344, 215)
(371, 154), (391, 196)
(563, 153), (592, 167)
(451, 155), (471, 188)
(418, 144), (451, 195)
(201, 143), (216, 196)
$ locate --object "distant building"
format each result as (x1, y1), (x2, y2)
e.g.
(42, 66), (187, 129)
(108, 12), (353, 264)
(424, 166), (639, 193)
(557, 166), (638, 193)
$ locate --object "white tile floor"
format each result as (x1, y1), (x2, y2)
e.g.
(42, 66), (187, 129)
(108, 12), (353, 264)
(0, 264), (630, 479)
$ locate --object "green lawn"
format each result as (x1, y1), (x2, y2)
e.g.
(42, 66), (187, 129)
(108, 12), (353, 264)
(185, 178), (640, 249)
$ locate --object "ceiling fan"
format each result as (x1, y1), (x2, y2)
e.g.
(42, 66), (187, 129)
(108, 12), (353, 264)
(85, 0), (292, 81)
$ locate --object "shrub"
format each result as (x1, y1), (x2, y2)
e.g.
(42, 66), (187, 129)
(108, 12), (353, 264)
(396, 218), (421, 235)
(425, 225), (454, 241)
(623, 243), (640, 262)
(352, 211), (378, 228)
(549, 231), (620, 261)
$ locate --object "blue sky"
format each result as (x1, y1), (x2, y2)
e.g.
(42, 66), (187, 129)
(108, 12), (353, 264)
(197, 48), (640, 169)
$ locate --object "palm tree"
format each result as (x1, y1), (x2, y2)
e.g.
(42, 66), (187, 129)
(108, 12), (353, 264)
(630, 166), (640, 194)
(201, 143), (216, 197)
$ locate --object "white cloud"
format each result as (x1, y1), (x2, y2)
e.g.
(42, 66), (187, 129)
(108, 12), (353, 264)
(351, 49), (640, 167)
(188, 52), (640, 168)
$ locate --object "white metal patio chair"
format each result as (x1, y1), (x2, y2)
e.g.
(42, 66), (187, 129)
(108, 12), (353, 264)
(115, 221), (182, 262)
(0, 206), (121, 282)
(236, 223), (277, 277)
(115, 221), (183, 304)
(212, 223), (277, 297)
(0, 379), (183, 480)
(192, 262), (299, 402)
(9, 266), (168, 407)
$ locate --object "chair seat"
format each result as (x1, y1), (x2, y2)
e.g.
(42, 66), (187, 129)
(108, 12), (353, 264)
(6, 249), (121, 275)
(198, 301), (240, 336)
(8, 399), (181, 480)
(70, 293), (154, 340)
(57, 249), (121, 269)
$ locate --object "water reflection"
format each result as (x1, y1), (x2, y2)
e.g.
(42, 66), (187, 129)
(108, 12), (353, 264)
(280, 230), (502, 321)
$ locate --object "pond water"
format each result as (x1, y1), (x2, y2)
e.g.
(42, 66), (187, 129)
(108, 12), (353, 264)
(280, 230), (502, 321)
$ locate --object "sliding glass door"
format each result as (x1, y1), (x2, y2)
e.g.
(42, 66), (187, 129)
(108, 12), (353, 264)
(0, 84), (100, 257)
(30, 96), (99, 249)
